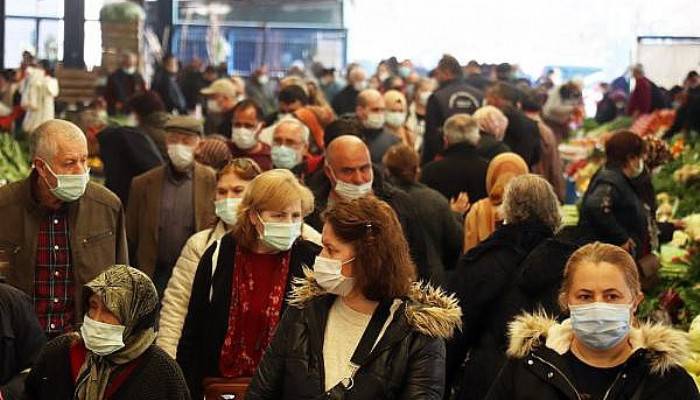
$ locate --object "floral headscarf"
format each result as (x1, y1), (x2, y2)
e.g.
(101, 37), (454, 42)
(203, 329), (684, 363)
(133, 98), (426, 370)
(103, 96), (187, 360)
(74, 265), (158, 400)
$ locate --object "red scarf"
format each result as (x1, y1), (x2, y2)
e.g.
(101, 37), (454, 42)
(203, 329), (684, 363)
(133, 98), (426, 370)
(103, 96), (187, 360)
(218, 247), (291, 377)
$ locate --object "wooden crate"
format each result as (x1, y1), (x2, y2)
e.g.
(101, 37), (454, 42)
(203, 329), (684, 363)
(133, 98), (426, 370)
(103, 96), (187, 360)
(55, 66), (99, 105)
(101, 20), (143, 74)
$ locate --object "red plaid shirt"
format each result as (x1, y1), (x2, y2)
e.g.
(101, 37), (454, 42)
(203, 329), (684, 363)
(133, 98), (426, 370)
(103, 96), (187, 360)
(34, 210), (75, 336)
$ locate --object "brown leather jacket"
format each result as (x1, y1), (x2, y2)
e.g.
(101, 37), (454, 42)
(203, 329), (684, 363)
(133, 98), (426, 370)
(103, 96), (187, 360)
(0, 173), (128, 319)
(126, 162), (216, 277)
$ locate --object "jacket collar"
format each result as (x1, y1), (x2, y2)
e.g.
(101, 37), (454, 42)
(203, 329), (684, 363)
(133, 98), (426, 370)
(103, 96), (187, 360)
(506, 312), (689, 376)
(443, 142), (480, 158)
(288, 269), (462, 340)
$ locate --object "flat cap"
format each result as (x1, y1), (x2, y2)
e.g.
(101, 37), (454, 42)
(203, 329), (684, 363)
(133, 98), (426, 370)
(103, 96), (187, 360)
(200, 78), (238, 98)
(164, 115), (203, 136)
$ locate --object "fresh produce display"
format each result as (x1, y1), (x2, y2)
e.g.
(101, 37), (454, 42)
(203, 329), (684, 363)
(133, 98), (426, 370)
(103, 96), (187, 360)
(100, 1), (145, 22)
(0, 134), (31, 185)
(684, 316), (700, 388)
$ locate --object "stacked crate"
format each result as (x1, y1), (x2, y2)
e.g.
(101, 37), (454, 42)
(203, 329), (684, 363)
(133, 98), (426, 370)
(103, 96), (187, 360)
(55, 66), (99, 106)
(101, 20), (143, 74)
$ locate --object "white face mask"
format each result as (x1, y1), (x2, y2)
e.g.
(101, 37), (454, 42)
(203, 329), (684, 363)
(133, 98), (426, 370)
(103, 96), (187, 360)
(418, 91), (432, 106)
(258, 75), (270, 85)
(80, 315), (126, 357)
(630, 158), (645, 178)
(271, 145), (302, 170)
(207, 99), (222, 114)
(167, 144), (195, 171)
(363, 112), (385, 130)
(123, 66), (136, 75)
(329, 167), (373, 200)
(313, 255), (355, 296)
(40, 159), (90, 202)
(215, 197), (242, 226)
(353, 81), (367, 92)
(385, 111), (406, 127)
(231, 127), (258, 150)
(258, 214), (302, 251)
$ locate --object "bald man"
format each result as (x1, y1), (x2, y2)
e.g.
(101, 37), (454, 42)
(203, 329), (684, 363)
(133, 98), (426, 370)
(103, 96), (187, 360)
(306, 135), (431, 280)
(355, 89), (400, 163)
(0, 119), (127, 337)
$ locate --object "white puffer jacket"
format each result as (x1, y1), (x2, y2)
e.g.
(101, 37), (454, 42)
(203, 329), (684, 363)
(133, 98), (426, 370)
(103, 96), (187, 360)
(156, 220), (322, 358)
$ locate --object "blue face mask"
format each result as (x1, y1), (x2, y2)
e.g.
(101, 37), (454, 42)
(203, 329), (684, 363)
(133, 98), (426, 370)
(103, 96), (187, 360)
(271, 145), (301, 170)
(569, 302), (631, 350)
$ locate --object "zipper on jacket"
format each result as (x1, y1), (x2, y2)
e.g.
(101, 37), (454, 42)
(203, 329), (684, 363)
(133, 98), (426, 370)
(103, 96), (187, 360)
(602, 371), (623, 400)
(531, 353), (583, 400)
(81, 230), (114, 245)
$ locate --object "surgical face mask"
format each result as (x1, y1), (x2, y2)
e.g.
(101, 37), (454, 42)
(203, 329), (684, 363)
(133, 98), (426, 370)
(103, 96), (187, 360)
(258, 75), (269, 85)
(631, 158), (645, 178)
(80, 315), (126, 357)
(313, 255), (355, 296)
(258, 214), (302, 251)
(569, 302), (631, 351)
(271, 145), (302, 169)
(385, 111), (406, 127)
(363, 112), (385, 130)
(41, 159), (90, 202)
(398, 66), (411, 78)
(231, 127), (258, 150)
(353, 81), (367, 92)
(215, 197), (242, 226)
(123, 66), (136, 75)
(418, 91), (432, 107)
(167, 143), (195, 171)
(207, 99), (222, 114)
(330, 168), (373, 200)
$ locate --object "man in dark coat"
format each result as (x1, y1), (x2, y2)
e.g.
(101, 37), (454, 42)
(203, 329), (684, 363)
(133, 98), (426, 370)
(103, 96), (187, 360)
(0, 282), (46, 400)
(485, 82), (541, 167)
(306, 136), (431, 280)
(151, 55), (187, 115)
(331, 66), (366, 116)
(420, 113), (488, 202)
(105, 52), (146, 115)
(422, 54), (483, 164)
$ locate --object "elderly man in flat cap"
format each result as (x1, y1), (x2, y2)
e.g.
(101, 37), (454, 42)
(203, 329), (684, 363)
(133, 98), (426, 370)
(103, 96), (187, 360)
(0, 119), (128, 338)
(127, 116), (216, 296)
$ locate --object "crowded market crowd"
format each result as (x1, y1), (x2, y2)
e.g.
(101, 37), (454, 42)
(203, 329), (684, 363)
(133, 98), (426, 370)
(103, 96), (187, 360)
(1, 48), (700, 400)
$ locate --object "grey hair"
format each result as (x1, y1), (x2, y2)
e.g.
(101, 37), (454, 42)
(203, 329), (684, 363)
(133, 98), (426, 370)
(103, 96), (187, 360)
(502, 174), (561, 232)
(30, 119), (87, 161)
(275, 117), (310, 145)
(443, 114), (480, 147)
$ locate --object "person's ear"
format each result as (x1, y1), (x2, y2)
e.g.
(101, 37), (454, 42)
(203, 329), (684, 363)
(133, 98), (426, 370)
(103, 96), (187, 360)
(324, 164), (335, 183)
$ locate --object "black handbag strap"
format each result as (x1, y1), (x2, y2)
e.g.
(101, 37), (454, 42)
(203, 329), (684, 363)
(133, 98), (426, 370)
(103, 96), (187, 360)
(349, 299), (393, 367)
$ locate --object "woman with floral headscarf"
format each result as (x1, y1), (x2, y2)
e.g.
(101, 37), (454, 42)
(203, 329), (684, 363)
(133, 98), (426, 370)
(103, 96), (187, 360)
(25, 265), (190, 400)
(463, 152), (528, 252)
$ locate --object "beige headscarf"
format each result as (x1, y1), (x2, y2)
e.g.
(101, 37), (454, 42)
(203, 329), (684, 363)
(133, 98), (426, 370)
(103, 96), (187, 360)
(73, 265), (158, 400)
(464, 153), (529, 252)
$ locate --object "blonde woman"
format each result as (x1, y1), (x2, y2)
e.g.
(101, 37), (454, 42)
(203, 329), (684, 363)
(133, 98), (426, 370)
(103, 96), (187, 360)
(487, 242), (698, 399)
(384, 89), (415, 148)
(176, 169), (321, 399)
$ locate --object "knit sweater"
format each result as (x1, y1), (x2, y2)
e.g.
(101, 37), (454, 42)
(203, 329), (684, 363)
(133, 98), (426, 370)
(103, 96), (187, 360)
(24, 335), (191, 400)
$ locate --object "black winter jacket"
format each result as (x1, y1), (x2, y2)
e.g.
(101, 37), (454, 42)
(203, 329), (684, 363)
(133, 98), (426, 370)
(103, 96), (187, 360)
(0, 283), (46, 400)
(579, 166), (647, 252)
(486, 313), (699, 400)
(306, 167), (430, 280)
(246, 275), (462, 400)
(501, 106), (542, 167)
(506, 224), (598, 318)
(422, 78), (483, 164)
(446, 222), (554, 400)
(420, 142), (489, 202)
(24, 334), (190, 400)
(176, 235), (320, 399)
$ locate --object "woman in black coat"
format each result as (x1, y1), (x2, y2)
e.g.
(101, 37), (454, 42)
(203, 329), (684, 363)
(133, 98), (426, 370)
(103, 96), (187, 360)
(487, 242), (699, 400)
(247, 196), (461, 399)
(579, 131), (648, 256)
(176, 170), (320, 399)
(447, 174), (561, 400)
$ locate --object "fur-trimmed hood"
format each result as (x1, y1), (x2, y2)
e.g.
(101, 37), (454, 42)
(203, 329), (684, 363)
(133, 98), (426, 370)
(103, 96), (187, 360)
(288, 268), (462, 339)
(506, 311), (689, 376)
